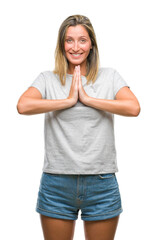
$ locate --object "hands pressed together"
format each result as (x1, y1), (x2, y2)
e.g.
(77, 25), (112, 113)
(67, 65), (89, 105)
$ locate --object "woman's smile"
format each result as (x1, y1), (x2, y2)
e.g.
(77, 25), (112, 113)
(64, 25), (92, 73)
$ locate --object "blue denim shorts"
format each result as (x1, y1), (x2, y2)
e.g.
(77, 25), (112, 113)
(36, 172), (123, 221)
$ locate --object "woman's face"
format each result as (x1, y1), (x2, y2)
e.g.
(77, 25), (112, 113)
(64, 25), (92, 70)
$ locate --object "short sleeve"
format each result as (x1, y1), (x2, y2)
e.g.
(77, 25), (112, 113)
(113, 69), (130, 99)
(29, 72), (46, 99)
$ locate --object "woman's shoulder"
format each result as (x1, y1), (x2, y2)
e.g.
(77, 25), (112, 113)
(38, 70), (60, 82)
(40, 70), (56, 77)
(98, 67), (116, 74)
(97, 67), (116, 79)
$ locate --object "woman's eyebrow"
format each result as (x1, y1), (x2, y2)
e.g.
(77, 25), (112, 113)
(66, 35), (88, 38)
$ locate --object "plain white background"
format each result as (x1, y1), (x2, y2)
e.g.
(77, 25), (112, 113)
(1, 0), (157, 239)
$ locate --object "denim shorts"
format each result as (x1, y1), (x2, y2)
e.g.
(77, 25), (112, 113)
(35, 172), (123, 221)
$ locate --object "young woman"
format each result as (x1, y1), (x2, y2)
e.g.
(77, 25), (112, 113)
(17, 15), (140, 240)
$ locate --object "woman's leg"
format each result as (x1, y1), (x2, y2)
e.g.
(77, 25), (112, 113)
(40, 214), (76, 240)
(83, 215), (120, 240)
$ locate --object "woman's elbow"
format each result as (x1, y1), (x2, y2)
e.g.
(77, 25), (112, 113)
(132, 102), (141, 117)
(17, 102), (24, 114)
(16, 98), (27, 114)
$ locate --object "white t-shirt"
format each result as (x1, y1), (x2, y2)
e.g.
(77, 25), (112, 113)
(29, 67), (130, 174)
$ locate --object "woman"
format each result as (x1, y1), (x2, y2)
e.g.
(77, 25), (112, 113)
(17, 15), (140, 240)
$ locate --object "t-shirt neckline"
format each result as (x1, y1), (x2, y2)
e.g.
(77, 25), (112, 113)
(66, 73), (86, 78)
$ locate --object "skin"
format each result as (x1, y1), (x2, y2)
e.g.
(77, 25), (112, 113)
(17, 25), (140, 117)
(64, 25), (92, 105)
(17, 25), (141, 239)
(40, 25), (134, 240)
(64, 24), (92, 76)
(65, 25), (140, 117)
(40, 214), (119, 240)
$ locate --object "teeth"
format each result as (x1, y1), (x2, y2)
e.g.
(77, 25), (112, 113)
(72, 54), (81, 56)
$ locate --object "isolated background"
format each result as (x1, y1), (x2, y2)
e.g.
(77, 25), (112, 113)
(1, 0), (157, 239)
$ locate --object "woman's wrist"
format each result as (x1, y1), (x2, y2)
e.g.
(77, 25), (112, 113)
(66, 97), (76, 107)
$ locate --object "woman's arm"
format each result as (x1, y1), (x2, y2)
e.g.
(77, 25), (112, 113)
(17, 87), (73, 115)
(84, 86), (141, 117)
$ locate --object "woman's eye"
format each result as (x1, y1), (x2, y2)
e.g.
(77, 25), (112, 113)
(66, 39), (72, 43)
(65, 39), (86, 43)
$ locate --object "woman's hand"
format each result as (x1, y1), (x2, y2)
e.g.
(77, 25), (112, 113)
(67, 65), (89, 105)
(67, 66), (79, 105)
(77, 65), (89, 103)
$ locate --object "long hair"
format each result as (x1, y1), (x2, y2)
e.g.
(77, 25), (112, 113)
(53, 15), (100, 85)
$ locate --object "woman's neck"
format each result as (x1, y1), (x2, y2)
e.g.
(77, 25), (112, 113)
(67, 63), (87, 76)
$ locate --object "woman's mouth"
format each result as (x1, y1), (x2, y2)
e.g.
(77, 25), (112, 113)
(70, 53), (83, 58)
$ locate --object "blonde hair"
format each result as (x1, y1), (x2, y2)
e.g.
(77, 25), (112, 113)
(53, 15), (100, 85)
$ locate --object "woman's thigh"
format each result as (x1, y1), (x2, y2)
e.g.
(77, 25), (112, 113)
(40, 214), (76, 240)
(83, 215), (120, 240)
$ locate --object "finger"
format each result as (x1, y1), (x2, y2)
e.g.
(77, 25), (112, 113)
(77, 67), (81, 85)
(78, 66), (81, 82)
(76, 67), (80, 89)
(77, 65), (80, 74)
(79, 66), (81, 76)
(72, 66), (77, 85)
(76, 67), (79, 86)
(73, 66), (78, 87)
(75, 66), (79, 86)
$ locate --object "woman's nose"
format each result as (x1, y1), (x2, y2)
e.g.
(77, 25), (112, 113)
(72, 41), (79, 51)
